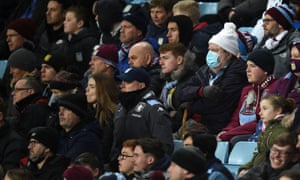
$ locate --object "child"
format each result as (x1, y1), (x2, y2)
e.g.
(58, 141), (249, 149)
(62, 6), (98, 77)
(239, 94), (296, 176)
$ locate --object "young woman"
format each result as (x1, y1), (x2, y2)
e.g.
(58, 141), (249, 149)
(85, 72), (119, 165)
(239, 94), (296, 176)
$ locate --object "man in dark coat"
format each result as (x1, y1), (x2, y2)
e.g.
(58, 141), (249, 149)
(21, 126), (70, 180)
(0, 97), (27, 174)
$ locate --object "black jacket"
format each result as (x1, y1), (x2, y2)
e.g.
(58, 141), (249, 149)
(180, 57), (248, 134)
(0, 123), (27, 173)
(27, 155), (70, 180)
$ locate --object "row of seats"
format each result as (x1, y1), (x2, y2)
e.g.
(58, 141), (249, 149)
(173, 140), (257, 179)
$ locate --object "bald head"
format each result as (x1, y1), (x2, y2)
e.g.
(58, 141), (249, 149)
(128, 41), (155, 68)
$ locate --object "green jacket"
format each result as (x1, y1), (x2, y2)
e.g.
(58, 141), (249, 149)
(240, 118), (289, 170)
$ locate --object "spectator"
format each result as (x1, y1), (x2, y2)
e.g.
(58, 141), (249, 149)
(57, 94), (103, 165)
(257, 4), (300, 78)
(159, 43), (198, 132)
(217, 0), (267, 27)
(0, 96), (27, 174)
(172, 0), (223, 67)
(270, 41), (300, 131)
(40, 53), (66, 99)
(110, 67), (173, 170)
(183, 132), (234, 180)
(239, 94), (296, 176)
(239, 133), (298, 180)
(4, 169), (35, 180)
(167, 15), (193, 47)
(146, 0), (175, 46)
(132, 138), (170, 179)
(128, 41), (164, 96)
(6, 18), (36, 53)
(62, 6), (98, 77)
(217, 49), (277, 141)
(46, 70), (81, 130)
(63, 166), (93, 180)
(118, 9), (148, 73)
(237, 31), (257, 61)
(73, 152), (101, 179)
(99, 172), (126, 180)
(180, 22), (248, 134)
(8, 47), (38, 87)
(85, 72), (119, 165)
(118, 139), (136, 179)
(168, 146), (207, 180)
(89, 44), (119, 76)
(35, 0), (71, 60)
(93, 0), (123, 46)
(11, 77), (50, 137)
(21, 127), (70, 180)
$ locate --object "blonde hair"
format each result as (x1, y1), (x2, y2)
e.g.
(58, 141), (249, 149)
(173, 0), (200, 26)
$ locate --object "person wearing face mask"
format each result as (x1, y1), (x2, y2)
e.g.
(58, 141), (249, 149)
(270, 41), (300, 132)
(180, 22), (248, 134)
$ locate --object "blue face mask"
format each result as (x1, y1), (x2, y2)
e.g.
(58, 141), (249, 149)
(206, 51), (220, 69)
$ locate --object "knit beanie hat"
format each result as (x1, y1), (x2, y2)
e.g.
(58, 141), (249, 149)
(168, 15), (193, 46)
(63, 166), (93, 180)
(237, 31), (257, 60)
(265, 4), (295, 30)
(92, 44), (119, 68)
(123, 9), (149, 36)
(247, 48), (275, 75)
(56, 94), (88, 118)
(49, 70), (80, 91)
(7, 18), (37, 41)
(28, 127), (59, 153)
(42, 53), (66, 72)
(209, 22), (239, 56)
(172, 146), (206, 175)
(8, 48), (37, 72)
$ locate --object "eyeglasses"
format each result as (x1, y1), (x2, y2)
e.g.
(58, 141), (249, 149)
(12, 87), (32, 92)
(270, 147), (293, 157)
(118, 153), (134, 160)
(262, 18), (275, 23)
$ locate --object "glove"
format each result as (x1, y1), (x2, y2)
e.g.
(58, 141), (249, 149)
(198, 85), (222, 100)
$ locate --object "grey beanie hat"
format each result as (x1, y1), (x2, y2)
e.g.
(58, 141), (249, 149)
(8, 48), (37, 72)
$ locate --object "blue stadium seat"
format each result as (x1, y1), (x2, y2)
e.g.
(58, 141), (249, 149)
(225, 141), (257, 179)
(215, 141), (229, 163)
(173, 139), (183, 153)
(198, 2), (219, 17)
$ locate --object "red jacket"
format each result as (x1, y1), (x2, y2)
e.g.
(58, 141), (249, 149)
(220, 76), (278, 141)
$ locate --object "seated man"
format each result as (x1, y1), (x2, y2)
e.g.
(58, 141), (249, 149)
(21, 127), (70, 180)
(133, 138), (170, 179)
(239, 132), (299, 179)
(168, 146), (207, 180)
(118, 139), (136, 179)
(56, 94), (103, 165)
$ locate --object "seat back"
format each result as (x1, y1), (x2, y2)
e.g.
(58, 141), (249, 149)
(228, 141), (257, 165)
(215, 141), (229, 163)
(173, 139), (183, 153)
(198, 2), (219, 17)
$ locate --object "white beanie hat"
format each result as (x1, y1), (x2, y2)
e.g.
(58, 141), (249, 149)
(209, 22), (239, 56)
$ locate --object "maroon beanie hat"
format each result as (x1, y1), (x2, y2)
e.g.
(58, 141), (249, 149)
(7, 18), (37, 41)
(92, 44), (118, 68)
(265, 4), (295, 30)
(63, 166), (93, 180)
